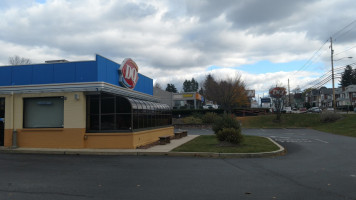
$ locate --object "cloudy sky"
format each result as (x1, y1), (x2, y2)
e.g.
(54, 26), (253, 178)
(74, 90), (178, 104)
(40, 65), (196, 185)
(1, 0), (356, 97)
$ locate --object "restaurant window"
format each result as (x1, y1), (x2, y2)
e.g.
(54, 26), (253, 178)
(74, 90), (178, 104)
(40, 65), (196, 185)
(23, 97), (64, 128)
(87, 93), (131, 132)
(86, 92), (172, 132)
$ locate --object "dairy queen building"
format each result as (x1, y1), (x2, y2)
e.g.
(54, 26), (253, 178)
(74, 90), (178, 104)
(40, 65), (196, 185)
(0, 55), (173, 149)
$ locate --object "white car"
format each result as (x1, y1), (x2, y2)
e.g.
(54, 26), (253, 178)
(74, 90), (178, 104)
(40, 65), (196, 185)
(308, 107), (321, 113)
(203, 104), (218, 109)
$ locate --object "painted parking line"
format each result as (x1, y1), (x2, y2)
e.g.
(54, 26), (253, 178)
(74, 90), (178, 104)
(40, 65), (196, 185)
(313, 139), (329, 144)
(270, 136), (313, 143)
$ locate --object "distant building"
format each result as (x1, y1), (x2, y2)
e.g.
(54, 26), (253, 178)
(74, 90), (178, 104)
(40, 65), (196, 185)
(336, 85), (356, 107)
(153, 87), (173, 108)
(319, 87), (333, 108)
(173, 92), (204, 109)
(293, 93), (304, 108)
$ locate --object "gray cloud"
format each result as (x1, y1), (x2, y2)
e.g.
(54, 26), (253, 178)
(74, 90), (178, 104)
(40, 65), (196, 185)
(1, 0), (356, 94)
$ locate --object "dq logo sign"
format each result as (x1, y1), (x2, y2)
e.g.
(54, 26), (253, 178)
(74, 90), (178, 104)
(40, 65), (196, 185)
(269, 87), (286, 98)
(119, 58), (139, 89)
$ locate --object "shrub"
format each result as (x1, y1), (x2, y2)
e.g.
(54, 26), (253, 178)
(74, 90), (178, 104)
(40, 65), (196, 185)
(320, 112), (342, 123)
(212, 114), (241, 133)
(213, 114), (243, 144)
(182, 116), (203, 124)
(192, 112), (203, 120)
(217, 128), (244, 144)
(202, 112), (221, 124)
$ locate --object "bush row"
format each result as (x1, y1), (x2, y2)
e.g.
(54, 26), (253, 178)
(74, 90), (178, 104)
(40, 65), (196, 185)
(181, 112), (221, 124)
(172, 108), (269, 117)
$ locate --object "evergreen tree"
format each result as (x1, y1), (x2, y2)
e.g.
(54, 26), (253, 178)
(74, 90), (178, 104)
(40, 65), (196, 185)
(165, 83), (177, 93)
(191, 78), (199, 92)
(183, 78), (199, 92)
(339, 65), (356, 87)
(183, 80), (191, 92)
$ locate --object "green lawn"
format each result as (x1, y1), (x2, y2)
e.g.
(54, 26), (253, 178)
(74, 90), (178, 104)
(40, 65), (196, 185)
(172, 135), (280, 153)
(239, 114), (356, 137)
(313, 114), (356, 137)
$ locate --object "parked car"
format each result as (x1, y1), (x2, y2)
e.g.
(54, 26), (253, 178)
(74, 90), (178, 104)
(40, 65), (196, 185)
(299, 108), (307, 113)
(325, 107), (334, 112)
(203, 104), (218, 109)
(307, 107), (322, 113)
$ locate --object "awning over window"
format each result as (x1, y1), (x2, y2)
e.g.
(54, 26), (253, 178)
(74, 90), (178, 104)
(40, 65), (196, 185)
(127, 98), (170, 111)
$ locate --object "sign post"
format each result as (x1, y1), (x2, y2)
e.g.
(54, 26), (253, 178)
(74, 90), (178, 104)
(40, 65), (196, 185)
(269, 87), (287, 121)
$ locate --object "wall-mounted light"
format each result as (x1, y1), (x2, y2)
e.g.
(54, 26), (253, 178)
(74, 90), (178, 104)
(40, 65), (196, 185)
(74, 94), (80, 101)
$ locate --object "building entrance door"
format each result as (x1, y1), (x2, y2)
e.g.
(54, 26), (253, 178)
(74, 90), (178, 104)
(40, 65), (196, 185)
(0, 98), (4, 146)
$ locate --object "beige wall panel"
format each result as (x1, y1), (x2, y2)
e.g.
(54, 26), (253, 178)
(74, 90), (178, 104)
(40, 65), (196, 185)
(63, 92), (86, 129)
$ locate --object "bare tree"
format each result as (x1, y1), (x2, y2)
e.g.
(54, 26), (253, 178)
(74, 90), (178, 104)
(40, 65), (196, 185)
(203, 74), (248, 113)
(154, 82), (162, 90)
(8, 55), (32, 65)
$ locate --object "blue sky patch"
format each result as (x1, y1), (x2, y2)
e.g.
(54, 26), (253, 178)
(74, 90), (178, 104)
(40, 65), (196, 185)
(35, 0), (46, 4)
(207, 60), (326, 74)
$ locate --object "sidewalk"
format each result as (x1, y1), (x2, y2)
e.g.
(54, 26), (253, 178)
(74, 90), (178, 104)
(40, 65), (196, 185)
(0, 135), (286, 158)
(0, 135), (199, 155)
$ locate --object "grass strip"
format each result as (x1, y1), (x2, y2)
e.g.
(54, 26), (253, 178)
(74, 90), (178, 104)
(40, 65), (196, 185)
(239, 114), (356, 137)
(313, 114), (356, 137)
(172, 135), (279, 153)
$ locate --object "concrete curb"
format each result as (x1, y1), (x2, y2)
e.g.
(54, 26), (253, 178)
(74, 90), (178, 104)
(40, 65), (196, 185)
(0, 137), (286, 158)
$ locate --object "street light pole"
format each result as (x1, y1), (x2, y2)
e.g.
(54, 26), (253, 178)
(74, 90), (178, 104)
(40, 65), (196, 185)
(330, 37), (336, 111)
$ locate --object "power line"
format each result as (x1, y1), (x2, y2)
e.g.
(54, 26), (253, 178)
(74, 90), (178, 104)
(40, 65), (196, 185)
(292, 19), (356, 92)
(332, 19), (356, 39)
(295, 39), (329, 73)
(334, 45), (356, 56)
(300, 65), (351, 90)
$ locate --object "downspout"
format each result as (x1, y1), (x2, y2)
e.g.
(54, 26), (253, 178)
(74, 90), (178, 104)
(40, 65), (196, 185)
(11, 91), (17, 148)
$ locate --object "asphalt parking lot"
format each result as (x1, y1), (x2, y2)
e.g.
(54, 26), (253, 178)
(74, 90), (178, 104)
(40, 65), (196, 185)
(0, 128), (355, 200)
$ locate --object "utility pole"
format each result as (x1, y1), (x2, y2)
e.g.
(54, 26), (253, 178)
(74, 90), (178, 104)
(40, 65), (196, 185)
(288, 79), (291, 106)
(330, 37), (336, 111)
